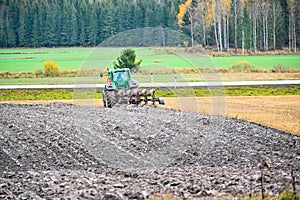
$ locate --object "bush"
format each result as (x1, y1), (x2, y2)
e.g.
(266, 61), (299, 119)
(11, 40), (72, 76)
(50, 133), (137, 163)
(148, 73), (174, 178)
(19, 72), (35, 78)
(231, 61), (255, 72)
(272, 64), (284, 72)
(35, 68), (44, 78)
(44, 60), (60, 77)
(60, 69), (77, 77)
(279, 191), (300, 200)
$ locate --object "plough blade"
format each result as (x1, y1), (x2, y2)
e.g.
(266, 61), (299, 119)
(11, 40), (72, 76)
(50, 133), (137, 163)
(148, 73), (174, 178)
(116, 88), (164, 106)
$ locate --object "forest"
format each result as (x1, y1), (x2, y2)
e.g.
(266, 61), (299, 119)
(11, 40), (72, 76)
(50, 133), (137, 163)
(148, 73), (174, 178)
(0, 0), (299, 53)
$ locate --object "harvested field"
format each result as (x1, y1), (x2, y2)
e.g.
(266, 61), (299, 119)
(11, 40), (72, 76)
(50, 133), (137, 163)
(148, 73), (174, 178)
(212, 72), (300, 81)
(163, 96), (300, 136)
(0, 102), (299, 199)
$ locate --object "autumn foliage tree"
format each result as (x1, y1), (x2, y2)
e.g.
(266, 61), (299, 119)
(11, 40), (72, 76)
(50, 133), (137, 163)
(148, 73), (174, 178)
(177, 0), (193, 25)
(177, 0), (195, 46)
(177, 0), (296, 53)
(221, 0), (232, 52)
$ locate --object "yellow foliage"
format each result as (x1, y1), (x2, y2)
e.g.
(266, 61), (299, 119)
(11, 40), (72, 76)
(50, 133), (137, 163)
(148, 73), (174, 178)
(205, 0), (216, 28)
(44, 60), (60, 77)
(135, 59), (142, 67)
(185, 0), (192, 7)
(225, 0), (231, 10)
(223, 0), (232, 15)
(177, 4), (187, 25)
(183, 40), (189, 47)
(286, 0), (296, 11)
(177, 0), (193, 25)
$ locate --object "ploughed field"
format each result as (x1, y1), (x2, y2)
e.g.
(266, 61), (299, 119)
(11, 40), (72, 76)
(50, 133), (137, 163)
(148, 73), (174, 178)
(0, 103), (299, 199)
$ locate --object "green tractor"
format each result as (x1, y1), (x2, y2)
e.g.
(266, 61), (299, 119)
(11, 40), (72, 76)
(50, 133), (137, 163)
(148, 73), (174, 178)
(101, 68), (165, 108)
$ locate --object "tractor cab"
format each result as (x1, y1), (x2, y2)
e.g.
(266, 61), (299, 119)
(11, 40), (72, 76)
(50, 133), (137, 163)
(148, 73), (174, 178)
(103, 68), (138, 91)
(112, 69), (130, 86)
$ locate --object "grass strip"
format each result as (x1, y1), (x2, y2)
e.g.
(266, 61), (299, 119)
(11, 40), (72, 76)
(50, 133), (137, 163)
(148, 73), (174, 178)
(0, 86), (299, 101)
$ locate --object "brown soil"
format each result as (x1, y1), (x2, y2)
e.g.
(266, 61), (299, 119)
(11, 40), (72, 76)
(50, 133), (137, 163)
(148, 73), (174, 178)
(1, 95), (299, 136)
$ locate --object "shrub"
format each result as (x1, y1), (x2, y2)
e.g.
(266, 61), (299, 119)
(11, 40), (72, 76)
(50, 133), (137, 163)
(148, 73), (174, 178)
(19, 72), (34, 78)
(279, 191), (299, 200)
(60, 69), (77, 77)
(231, 61), (255, 72)
(44, 60), (60, 77)
(183, 40), (189, 47)
(272, 64), (284, 72)
(35, 68), (44, 78)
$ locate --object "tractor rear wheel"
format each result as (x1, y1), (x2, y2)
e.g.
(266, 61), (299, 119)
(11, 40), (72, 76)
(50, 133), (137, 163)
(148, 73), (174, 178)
(105, 90), (117, 108)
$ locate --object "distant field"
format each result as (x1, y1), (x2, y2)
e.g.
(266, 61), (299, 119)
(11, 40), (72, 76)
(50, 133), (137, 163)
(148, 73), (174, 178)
(0, 48), (300, 73)
(213, 55), (300, 70)
(0, 48), (99, 72)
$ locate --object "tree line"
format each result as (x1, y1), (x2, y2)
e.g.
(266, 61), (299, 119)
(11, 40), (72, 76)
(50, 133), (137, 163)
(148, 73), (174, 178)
(0, 0), (299, 53)
(178, 0), (299, 53)
(0, 0), (180, 47)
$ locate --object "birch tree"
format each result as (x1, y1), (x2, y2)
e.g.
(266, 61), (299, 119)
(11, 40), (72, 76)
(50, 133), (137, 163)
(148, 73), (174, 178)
(221, 0), (231, 52)
(270, 0), (282, 51)
(216, 0), (223, 51)
(240, 0), (245, 54)
(233, 0), (238, 53)
(250, 0), (259, 53)
(287, 0), (297, 52)
(260, 1), (270, 51)
(195, 1), (207, 47)
(205, 0), (219, 51)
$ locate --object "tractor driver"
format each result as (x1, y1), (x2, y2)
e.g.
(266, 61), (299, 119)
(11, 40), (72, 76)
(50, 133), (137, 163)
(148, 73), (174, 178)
(115, 72), (123, 82)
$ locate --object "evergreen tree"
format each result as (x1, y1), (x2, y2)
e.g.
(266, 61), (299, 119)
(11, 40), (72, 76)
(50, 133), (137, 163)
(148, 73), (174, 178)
(45, 8), (56, 47)
(103, 8), (114, 40)
(69, 3), (78, 46)
(6, 0), (18, 47)
(18, 7), (26, 47)
(60, 1), (69, 46)
(88, 9), (97, 46)
(134, 4), (144, 29)
(144, 7), (153, 27)
(113, 48), (137, 70)
(154, 4), (164, 27)
(31, 13), (39, 47)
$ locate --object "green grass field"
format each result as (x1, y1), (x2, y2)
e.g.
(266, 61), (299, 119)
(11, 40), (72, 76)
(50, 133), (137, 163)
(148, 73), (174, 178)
(1, 48), (300, 73)
(213, 55), (300, 70)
